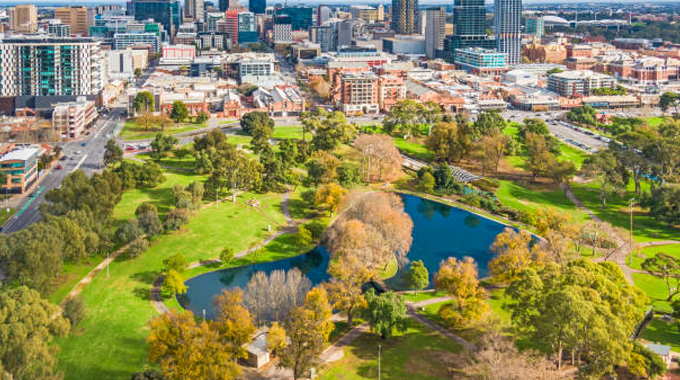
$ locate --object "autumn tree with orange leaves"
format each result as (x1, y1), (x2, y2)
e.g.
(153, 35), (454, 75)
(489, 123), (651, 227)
(353, 134), (402, 183)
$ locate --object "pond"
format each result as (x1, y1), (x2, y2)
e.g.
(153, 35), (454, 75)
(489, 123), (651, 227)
(179, 193), (510, 319)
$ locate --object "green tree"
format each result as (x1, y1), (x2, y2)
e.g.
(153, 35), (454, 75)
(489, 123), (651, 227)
(642, 253), (680, 301)
(0, 287), (70, 380)
(240, 111), (274, 135)
(138, 209), (164, 237)
(642, 185), (680, 225)
(169, 101), (188, 123)
(220, 247), (234, 266)
(525, 132), (554, 179)
(312, 111), (356, 151)
(195, 110), (209, 124)
(421, 101), (442, 135)
(362, 289), (408, 339)
(103, 138), (123, 166)
(383, 99), (423, 138)
(5, 222), (64, 294)
(581, 150), (626, 208)
(418, 171), (435, 192)
(407, 260), (429, 294)
(279, 139), (298, 168)
(294, 226), (312, 249)
(63, 295), (86, 327)
(150, 134), (179, 161)
(163, 253), (188, 273)
(133, 91), (155, 114)
(162, 270), (188, 298)
(426, 122), (462, 163)
(659, 92), (680, 118)
(134, 68), (142, 78)
(473, 111), (506, 137)
(205, 153), (262, 203)
(337, 161), (362, 188)
(115, 219), (144, 244)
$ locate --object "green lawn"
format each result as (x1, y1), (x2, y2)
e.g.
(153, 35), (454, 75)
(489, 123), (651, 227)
(119, 119), (207, 141)
(136, 153), (197, 170)
(641, 317), (680, 352)
(632, 273), (674, 313)
(496, 180), (588, 221)
(48, 259), (104, 305)
(272, 125), (304, 140)
(319, 320), (462, 380)
(631, 244), (680, 271)
(394, 136), (434, 162)
(570, 181), (680, 242)
(402, 290), (448, 303)
(558, 143), (588, 169)
(56, 178), (302, 380)
(645, 116), (666, 128)
(0, 207), (16, 226)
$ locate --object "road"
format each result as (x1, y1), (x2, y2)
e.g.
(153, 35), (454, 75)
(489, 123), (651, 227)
(2, 101), (126, 234)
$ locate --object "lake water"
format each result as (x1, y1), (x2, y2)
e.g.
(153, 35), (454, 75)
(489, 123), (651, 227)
(179, 193), (509, 318)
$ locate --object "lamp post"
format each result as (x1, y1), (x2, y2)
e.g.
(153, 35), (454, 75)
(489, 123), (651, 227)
(629, 198), (635, 266)
(378, 344), (381, 380)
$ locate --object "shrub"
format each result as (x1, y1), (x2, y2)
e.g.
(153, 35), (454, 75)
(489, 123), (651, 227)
(164, 207), (190, 231)
(135, 202), (158, 217)
(63, 295), (85, 327)
(304, 221), (325, 241)
(115, 219), (143, 245)
(138, 211), (164, 237)
(127, 237), (149, 258)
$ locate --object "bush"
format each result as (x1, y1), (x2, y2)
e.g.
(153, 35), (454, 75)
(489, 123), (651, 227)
(63, 295), (85, 327)
(164, 207), (191, 231)
(138, 211), (164, 237)
(220, 247), (234, 266)
(135, 202), (158, 217)
(115, 219), (143, 245)
(304, 221), (325, 241)
(294, 226), (313, 249)
(131, 370), (167, 380)
(127, 237), (149, 258)
(473, 178), (500, 193)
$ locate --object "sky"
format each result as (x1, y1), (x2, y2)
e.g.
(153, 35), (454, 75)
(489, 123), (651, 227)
(7, 0), (680, 4)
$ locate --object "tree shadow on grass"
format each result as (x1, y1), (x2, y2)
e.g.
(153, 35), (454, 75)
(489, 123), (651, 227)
(132, 286), (150, 301)
(131, 270), (161, 285)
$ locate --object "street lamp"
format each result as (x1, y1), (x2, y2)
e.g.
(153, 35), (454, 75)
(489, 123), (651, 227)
(628, 198), (635, 266)
(378, 344), (381, 380)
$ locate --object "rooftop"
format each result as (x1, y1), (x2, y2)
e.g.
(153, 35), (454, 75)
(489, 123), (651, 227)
(0, 148), (38, 163)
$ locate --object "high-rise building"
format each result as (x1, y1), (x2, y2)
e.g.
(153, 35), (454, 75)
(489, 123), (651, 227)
(224, 10), (242, 44)
(275, 6), (313, 31)
(185, 0), (204, 22)
(525, 16), (543, 38)
(391, 0), (418, 35)
(9, 5), (38, 33)
(131, 0), (180, 36)
(47, 20), (71, 37)
(494, 0), (521, 65)
(424, 7), (445, 59)
(54, 6), (93, 36)
(238, 12), (257, 44)
(445, 0), (495, 60)
(113, 32), (160, 52)
(249, 0), (266, 15)
(206, 12), (225, 31)
(311, 24), (337, 52)
(0, 36), (103, 97)
(317, 5), (331, 26)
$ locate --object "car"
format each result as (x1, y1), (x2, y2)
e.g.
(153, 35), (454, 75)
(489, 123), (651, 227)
(59, 156), (67, 161)
(81, 142), (87, 147)
(76, 150), (82, 154)
(56, 164), (63, 170)
(125, 145), (135, 151)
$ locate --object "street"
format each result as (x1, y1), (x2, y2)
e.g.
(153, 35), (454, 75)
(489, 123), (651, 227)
(2, 101), (126, 234)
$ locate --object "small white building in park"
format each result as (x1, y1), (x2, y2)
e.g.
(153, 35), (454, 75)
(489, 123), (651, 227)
(645, 343), (672, 366)
(245, 332), (270, 368)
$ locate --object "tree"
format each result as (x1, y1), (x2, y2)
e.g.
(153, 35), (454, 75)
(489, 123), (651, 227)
(434, 257), (486, 328)
(581, 150), (626, 208)
(133, 91), (155, 114)
(278, 307), (325, 380)
(127, 236), (149, 258)
(421, 101), (442, 135)
(115, 219), (144, 245)
(383, 99), (423, 138)
(134, 67), (142, 78)
(243, 268), (311, 326)
(164, 207), (190, 231)
(240, 111), (274, 135)
(205, 153), (262, 203)
(195, 110), (210, 124)
(407, 260), (429, 294)
(314, 183), (347, 217)
(525, 132), (554, 178)
(642, 253), (680, 301)
(299, 107), (325, 141)
(267, 322), (287, 357)
(473, 111), (506, 137)
(103, 138), (123, 166)
(0, 287), (70, 380)
(325, 255), (371, 326)
(629, 342), (667, 379)
(213, 289), (256, 360)
(150, 134), (179, 161)
(163, 253), (188, 273)
(489, 228), (546, 284)
(304, 287), (334, 341)
(659, 92), (680, 118)
(353, 134), (402, 182)
(426, 122), (462, 163)
(418, 171), (435, 193)
(312, 111), (356, 151)
(220, 247), (234, 266)
(138, 210), (164, 237)
(279, 139), (299, 169)
(506, 260), (646, 374)
(162, 270), (187, 298)
(131, 370), (167, 380)
(547, 158), (577, 187)
(169, 101), (188, 123)
(294, 226), (312, 249)
(250, 122), (274, 157)
(362, 289), (408, 339)
(63, 295), (86, 328)
(474, 131), (508, 175)
(305, 151), (340, 186)
(148, 311), (239, 380)
(518, 118), (550, 141)
(642, 185), (680, 225)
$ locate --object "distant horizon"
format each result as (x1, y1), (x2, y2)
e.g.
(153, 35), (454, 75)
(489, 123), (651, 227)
(2, 0), (680, 5)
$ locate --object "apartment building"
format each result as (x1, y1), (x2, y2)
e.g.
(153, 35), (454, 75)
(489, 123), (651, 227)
(378, 75), (405, 112)
(547, 70), (615, 97)
(0, 147), (39, 194)
(337, 72), (379, 115)
(9, 5), (38, 33)
(113, 32), (160, 52)
(454, 47), (508, 76)
(0, 36), (103, 98)
(54, 6), (93, 36)
(52, 97), (98, 139)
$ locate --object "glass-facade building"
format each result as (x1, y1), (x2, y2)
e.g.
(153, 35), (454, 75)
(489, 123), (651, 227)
(238, 12), (257, 44)
(494, 0), (521, 65)
(275, 6), (312, 31)
(391, 0), (418, 35)
(249, 0), (266, 15)
(131, 0), (179, 36)
(446, 0), (495, 61)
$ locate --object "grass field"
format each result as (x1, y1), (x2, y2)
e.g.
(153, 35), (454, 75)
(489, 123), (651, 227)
(641, 317), (680, 352)
(56, 176), (303, 380)
(645, 116), (666, 128)
(631, 244), (680, 271)
(319, 320), (462, 380)
(48, 259), (104, 305)
(272, 125), (304, 140)
(120, 119), (207, 141)
(0, 207), (16, 226)
(632, 273), (674, 313)
(496, 180), (588, 221)
(570, 181), (680, 242)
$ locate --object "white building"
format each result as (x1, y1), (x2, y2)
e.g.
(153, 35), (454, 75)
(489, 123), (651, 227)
(52, 97), (98, 139)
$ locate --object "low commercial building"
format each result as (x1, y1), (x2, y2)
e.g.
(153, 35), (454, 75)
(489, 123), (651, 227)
(239, 60), (275, 84)
(113, 32), (160, 52)
(51, 97), (98, 139)
(581, 95), (640, 108)
(291, 43), (321, 62)
(0, 147), (40, 194)
(547, 70), (615, 97)
(251, 86), (304, 117)
(162, 44), (195, 60)
(454, 47), (508, 76)
(383, 35), (426, 55)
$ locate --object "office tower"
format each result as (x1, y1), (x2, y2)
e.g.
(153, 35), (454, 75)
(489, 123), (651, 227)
(275, 7), (312, 31)
(238, 12), (257, 44)
(337, 19), (353, 48)
(445, 0), (495, 60)
(350, 5), (379, 23)
(47, 20), (71, 37)
(311, 23), (337, 52)
(9, 5), (38, 33)
(224, 10), (242, 44)
(250, 0), (266, 15)
(377, 4), (385, 21)
(219, 0), (229, 12)
(0, 36), (103, 97)
(54, 6), (92, 36)
(391, 0), (418, 35)
(185, 0), (204, 22)
(131, 0), (180, 36)
(425, 7), (445, 59)
(525, 16), (543, 38)
(494, 0), (521, 65)
(113, 32), (160, 51)
(317, 5), (331, 26)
